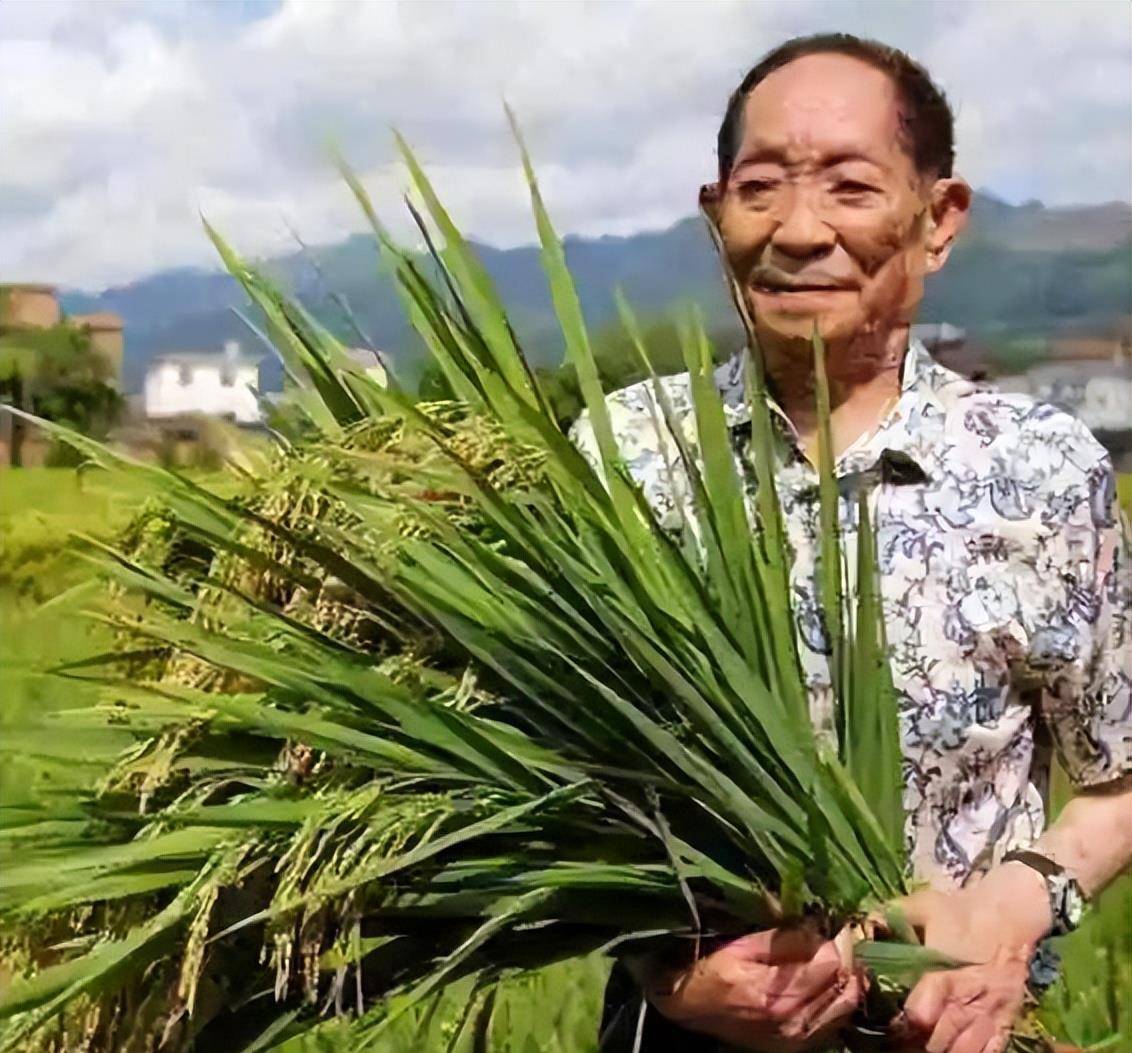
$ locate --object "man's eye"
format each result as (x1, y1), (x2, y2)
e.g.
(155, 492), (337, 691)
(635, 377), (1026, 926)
(834, 181), (878, 195)
(736, 179), (779, 196)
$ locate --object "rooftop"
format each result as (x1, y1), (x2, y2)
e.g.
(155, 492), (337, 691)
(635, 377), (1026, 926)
(0, 283), (57, 294)
(150, 350), (263, 368)
(911, 322), (966, 345)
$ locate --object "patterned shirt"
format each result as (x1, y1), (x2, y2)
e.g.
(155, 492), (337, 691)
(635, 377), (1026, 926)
(570, 339), (1132, 890)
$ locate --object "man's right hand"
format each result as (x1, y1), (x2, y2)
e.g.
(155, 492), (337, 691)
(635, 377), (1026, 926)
(642, 927), (862, 1052)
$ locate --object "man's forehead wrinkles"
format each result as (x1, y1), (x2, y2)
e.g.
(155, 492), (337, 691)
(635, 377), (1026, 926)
(736, 69), (905, 177)
(731, 140), (888, 173)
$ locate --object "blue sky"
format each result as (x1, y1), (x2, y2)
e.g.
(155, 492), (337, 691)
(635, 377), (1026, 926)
(2, 0), (1129, 291)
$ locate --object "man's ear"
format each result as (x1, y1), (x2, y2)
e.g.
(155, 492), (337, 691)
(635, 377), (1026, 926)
(925, 177), (972, 274)
(699, 181), (723, 226)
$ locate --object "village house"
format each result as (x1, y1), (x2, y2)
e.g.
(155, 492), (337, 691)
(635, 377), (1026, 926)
(0, 284), (124, 384)
(143, 341), (263, 425)
(0, 283), (61, 330)
(906, 320), (1132, 470)
(997, 346), (1132, 471)
(0, 283), (125, 466)
(346, 346), (388, 385)
(69, 311), (125, 383)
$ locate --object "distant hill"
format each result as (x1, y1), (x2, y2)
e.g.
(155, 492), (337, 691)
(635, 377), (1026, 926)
(59, 192), (1132, 393)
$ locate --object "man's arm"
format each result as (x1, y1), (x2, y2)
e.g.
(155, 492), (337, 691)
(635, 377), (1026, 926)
(900, 777), (1132, 963)
(897, 779), (1132, 1052)
(900, 441), (1132, 1053)
(1028, 776), (1132, 895)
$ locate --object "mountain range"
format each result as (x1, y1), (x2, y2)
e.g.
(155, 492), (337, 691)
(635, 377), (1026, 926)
(60, 192), (1132, 393)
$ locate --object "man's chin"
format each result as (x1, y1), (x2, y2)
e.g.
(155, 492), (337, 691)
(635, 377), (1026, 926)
(751, 310), (859, 348)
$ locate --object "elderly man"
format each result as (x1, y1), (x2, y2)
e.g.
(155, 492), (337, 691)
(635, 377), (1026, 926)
(577, 32), (1132, 1053)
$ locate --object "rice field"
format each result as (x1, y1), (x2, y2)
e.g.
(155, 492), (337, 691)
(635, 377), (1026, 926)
(0, 467), (232, 802)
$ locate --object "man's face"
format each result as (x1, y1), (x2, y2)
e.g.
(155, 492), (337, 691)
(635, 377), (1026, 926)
(710, 53), (962, 356)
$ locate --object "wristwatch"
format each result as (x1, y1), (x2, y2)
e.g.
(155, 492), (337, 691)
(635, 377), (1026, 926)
(1000, 849), (1087, 937)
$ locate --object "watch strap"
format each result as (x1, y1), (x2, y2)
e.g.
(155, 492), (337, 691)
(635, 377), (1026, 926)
(1001, 849), (1086, 937)
(1001, 848), (1064, 879)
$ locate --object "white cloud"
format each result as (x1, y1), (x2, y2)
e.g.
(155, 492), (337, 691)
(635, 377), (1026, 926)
(0, 0), (1128, 290)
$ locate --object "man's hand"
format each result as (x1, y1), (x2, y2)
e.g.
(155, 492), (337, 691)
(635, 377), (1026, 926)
(893, 864), (1050, 1052)
(644, 927), (862, 1052)
(896, 862), (1051, 965)
(892, 778), (1132, 1051)
(896, 945), (1030, 1053)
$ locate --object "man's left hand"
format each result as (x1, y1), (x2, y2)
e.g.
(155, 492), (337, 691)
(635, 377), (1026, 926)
(897, 945), (1030, 1053)
(892, 862), (1052, 1052)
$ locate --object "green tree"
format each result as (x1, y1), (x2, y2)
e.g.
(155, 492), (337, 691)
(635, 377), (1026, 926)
(0, 324), (124, 465)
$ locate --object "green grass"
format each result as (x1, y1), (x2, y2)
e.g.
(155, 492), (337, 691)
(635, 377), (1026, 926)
(1039, 742), (1132, 1050)
(0, 466), (236, 597)
(1042, 880), (1132, 1051)
(0, 467), (231, 803)
(284, 955), (610, 1053)
(0, 469), (151, 804)
(1118, 473), (1132, 518)
(0, 589), (128, 806)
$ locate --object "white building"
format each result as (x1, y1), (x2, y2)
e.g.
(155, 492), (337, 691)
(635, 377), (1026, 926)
(144, 342), (262, 424)
(997, 351), (1132, 471)
(911, 322), (966, 353)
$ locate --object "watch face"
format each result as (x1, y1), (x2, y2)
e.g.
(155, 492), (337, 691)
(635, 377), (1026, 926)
(1063, 879), (1086, 928)
(1052, 872), (1086, 932)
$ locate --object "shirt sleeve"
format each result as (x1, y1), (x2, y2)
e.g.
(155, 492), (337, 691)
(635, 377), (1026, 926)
(1040, 454), (1132, 789)
(566, 386), (694, 535)
(566, 408), (602, 474)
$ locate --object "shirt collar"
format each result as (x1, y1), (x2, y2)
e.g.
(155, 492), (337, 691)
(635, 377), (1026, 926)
(715, 337), (940, 483)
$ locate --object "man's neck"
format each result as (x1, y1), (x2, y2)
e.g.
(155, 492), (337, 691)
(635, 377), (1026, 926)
(762, 324), (908, 465)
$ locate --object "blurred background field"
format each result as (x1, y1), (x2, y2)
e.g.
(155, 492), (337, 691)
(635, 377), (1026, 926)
(0, 467), (234, 807)
(1, 470), (147, 777)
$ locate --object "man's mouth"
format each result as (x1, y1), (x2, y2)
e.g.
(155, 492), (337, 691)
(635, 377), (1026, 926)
(752, 281), (856, 293)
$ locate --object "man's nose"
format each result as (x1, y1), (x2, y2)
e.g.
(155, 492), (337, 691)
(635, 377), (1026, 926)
(769, 188), (836, 260)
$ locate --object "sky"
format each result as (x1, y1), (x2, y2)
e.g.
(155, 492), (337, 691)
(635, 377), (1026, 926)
(2, 0), (1130, 292)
